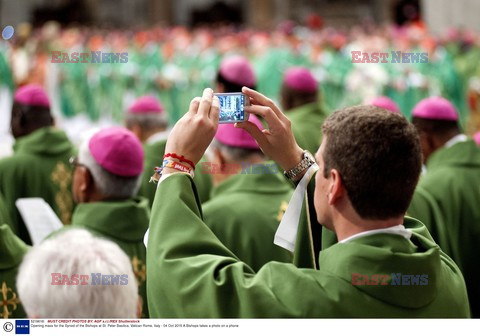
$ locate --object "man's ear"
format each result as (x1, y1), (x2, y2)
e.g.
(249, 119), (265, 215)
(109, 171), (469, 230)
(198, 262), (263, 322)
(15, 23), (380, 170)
(128, 123), (143, 142)
(216, 150), (230, 174)
(79, 167), (94, 202)
(422, 133), (439, 161)
(10, 111), (24, 138)
(328, 169), (344, 205)
(210, 147), (222, 164)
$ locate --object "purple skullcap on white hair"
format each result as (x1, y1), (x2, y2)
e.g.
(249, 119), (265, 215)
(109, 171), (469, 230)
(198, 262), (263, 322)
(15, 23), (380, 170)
(88, 127), (144, 177)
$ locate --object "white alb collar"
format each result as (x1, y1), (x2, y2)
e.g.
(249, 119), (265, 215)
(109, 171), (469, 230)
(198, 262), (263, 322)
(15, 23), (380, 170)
(339, 224), (412, 244)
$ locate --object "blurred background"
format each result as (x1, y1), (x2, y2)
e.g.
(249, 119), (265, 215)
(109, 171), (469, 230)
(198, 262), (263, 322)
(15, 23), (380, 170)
(1, 0), (480, 155)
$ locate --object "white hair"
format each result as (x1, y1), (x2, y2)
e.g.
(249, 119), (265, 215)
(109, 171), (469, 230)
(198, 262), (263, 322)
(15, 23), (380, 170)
(17, 229), (138, 318)
(78, 139), (141, 199)
(210, 138), (265, 162)
(125, 113), (167, 131)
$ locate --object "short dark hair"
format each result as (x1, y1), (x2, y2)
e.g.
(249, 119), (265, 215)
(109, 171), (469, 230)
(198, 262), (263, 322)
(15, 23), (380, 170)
(281, 84), (318, 111)
(216, 71), (256, 92)
(411, 117), (460, 138)
(11, 102), (54, 138)
(322, 105), (422, 220)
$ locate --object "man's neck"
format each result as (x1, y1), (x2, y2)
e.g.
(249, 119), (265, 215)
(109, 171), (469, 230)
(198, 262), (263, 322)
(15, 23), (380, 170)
(143, 128), (167, 143)
(332, 209), (405, 242)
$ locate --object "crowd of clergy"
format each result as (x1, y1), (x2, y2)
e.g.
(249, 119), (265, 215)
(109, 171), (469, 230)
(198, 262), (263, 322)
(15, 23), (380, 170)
(2, 21), (480, 131)
(1, 22), (480, 319)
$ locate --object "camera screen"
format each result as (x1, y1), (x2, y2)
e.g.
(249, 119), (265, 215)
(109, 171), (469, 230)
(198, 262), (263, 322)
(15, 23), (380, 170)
(217, 94), (245, 123)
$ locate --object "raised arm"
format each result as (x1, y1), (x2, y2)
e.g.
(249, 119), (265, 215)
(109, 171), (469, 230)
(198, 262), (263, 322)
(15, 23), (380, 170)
(146, 88), (322, 317)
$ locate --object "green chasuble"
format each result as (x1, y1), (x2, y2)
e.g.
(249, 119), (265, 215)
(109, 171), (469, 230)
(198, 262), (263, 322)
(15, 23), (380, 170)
(0, 127), (76, 244)
(193, 156), (213, 204)
(137, 137), (212, 206)
(138, 139), (167, 208)
(202, 168), (293, 272)
(408, 139), (480, 317)
(147, 173), (470, 318)
(286, 102), (328, 155)
(0, 224), (30, 318)
(0, 191), (12, 227)
(70, 198), (150, 317)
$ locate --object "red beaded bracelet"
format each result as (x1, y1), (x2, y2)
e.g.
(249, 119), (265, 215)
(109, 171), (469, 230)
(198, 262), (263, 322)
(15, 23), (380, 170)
(163, 153), (196, 170)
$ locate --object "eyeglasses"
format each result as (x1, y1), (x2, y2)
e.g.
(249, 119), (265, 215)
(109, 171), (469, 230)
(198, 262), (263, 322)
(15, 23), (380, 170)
(69, 156), (86, 169)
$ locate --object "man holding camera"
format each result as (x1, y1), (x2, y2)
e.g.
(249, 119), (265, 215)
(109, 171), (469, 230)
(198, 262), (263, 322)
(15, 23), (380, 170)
(146, 88), (469, 317)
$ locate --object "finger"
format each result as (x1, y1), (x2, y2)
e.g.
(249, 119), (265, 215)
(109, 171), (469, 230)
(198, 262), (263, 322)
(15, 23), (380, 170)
(262, 129), (272, 136)
(210, 96), (220, 127)
(249, 97), (260, 106)
(198, 88), (214, 118)
(245, 105), (283, 130)
(235, 121), (269, 149)
(242, 87), (283, 118)
(188, 97), (201, 115)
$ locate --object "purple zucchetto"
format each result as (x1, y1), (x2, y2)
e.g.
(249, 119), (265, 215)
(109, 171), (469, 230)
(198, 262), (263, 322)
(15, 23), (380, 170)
(88, 127), (144, 177)
(219, 56), (256, 88)
(128, 96), (164, 115)
(283, 67), (317, 93)
(215, 114), (264, 149)
(14, 84), (50, 107)
(412, 97), (458, 121)
(369, 96), (401, 114)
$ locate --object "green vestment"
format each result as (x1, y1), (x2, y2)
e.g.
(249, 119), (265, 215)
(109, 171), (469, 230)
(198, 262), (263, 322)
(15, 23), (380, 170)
(137, 138), (212, 206)
(408, 140), (480, 317)
(137, 139), (167, 208)
(70, 197), (150, 317)
(0, 191), (11, 227)
(0, 127), (76, 244)
(0, 224), (29, 318)
(286, 102), (327, 155)
(202, 168), (293, 271)
(146, 173), (470, 318)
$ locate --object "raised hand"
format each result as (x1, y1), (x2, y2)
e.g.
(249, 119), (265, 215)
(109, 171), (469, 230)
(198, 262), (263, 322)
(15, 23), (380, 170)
(236, 87), (304, 171)
(164, 88), (220, 166)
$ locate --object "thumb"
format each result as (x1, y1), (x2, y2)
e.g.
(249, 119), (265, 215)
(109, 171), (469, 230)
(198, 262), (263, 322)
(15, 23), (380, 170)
(235, 121), (269, 148)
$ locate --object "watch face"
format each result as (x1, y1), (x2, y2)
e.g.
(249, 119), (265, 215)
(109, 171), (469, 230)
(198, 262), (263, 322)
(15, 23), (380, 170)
(304, 150), (315, 162)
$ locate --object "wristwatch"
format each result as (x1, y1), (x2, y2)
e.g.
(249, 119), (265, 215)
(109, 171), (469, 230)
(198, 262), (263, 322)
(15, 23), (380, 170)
(284, 150), (315, 180)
